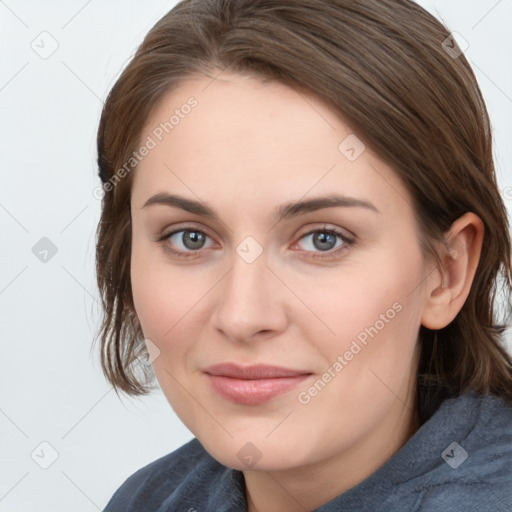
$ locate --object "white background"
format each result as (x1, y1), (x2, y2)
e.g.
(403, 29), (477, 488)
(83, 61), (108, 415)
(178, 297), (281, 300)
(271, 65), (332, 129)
(1, 1), (511, 510)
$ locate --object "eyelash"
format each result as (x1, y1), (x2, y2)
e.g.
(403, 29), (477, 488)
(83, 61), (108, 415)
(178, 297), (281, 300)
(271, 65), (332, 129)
(157, 225), (217, 260)
(156, 224), (355, 260)
(293, 226), (354, 260)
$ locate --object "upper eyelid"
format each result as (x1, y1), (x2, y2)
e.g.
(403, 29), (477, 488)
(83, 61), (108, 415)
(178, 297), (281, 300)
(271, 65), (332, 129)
(294, 222), (354, 243)
(161, 224), (216, 242)
(293, 228), (354, 251)
(162, 222), (356, 238)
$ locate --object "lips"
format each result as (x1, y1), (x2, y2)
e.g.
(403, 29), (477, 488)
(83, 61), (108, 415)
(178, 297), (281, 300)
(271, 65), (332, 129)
(203, 363), (312, 405)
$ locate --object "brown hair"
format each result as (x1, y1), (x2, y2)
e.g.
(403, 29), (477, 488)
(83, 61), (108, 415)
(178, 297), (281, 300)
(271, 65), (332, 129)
(94, 0), (512, 422)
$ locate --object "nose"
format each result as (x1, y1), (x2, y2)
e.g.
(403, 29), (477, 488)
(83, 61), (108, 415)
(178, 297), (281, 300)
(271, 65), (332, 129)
(212, 250), (288, 343)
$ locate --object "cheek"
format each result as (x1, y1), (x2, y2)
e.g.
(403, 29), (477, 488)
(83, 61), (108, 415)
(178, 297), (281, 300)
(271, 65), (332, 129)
(300, 245), (425, 374)
(130, 245), (215, 354)
(130, 242), (182, 342)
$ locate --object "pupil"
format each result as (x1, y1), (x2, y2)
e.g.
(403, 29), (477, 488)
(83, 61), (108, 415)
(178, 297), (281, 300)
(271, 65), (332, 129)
(183, 231), (205, 250)
(314, 232), (335, 251)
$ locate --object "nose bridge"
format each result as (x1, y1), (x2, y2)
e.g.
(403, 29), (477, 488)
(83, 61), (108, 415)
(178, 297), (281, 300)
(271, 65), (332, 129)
(213, 246), (284, 341)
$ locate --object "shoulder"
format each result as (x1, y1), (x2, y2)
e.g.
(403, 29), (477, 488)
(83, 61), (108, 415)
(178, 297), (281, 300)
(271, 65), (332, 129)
(103, 438), (243, 511)
(440, 391), (512, 481)
(396, 392), (512, 511)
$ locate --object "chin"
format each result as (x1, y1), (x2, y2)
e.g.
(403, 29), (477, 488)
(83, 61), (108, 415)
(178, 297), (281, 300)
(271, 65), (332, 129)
(197, 432), (314, 472)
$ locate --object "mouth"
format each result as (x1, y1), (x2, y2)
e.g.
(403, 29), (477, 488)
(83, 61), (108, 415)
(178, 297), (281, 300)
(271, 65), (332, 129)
(203, 363), (313, 405)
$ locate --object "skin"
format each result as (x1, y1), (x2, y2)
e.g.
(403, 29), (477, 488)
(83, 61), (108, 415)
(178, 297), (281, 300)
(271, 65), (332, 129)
(129, 71), (484, 512)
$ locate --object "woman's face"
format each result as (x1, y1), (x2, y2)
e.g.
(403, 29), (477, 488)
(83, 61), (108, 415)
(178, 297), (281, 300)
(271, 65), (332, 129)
(130, 72), (434, 472)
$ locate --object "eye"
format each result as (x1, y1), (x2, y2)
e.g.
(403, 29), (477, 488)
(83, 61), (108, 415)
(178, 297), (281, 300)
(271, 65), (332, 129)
(158, 227), (215, 258)
(294, 227), (354, 258)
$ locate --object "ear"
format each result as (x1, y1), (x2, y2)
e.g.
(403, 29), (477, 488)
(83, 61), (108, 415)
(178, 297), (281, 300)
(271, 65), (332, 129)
(421, 212), (484, 330)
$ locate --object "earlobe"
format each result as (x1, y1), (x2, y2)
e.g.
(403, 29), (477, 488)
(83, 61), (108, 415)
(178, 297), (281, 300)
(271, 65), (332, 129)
(421, 212), (484, 330)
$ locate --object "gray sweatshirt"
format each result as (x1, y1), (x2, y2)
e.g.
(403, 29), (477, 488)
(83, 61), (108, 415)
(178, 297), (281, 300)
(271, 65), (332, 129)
(103, 391), (512, 511)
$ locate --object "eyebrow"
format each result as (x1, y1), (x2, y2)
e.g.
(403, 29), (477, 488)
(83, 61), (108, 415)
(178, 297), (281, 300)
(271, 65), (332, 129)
(275, 194), (379, 219)
(141, 192), (380, 221)
(142, 193), (219, 217)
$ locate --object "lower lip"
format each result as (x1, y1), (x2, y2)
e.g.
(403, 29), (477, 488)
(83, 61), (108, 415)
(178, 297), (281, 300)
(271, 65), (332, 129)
(206, 374), (311, 405)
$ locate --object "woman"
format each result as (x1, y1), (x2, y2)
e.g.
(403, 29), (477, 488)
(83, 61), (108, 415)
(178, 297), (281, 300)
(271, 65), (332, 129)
(95, 0), (512, 510)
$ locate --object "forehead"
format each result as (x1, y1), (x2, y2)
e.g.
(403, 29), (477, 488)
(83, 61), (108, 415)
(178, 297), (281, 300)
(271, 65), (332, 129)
(131, 73), (410, 217)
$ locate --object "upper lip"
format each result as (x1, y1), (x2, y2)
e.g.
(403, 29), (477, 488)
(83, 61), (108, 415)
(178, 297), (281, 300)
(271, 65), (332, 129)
(203, 363), (311, 379)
